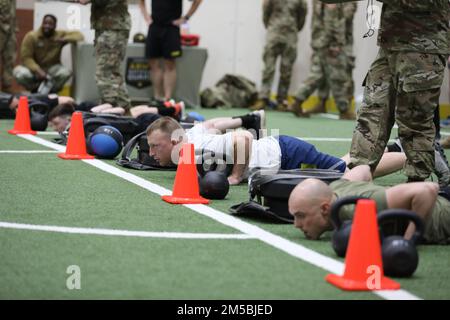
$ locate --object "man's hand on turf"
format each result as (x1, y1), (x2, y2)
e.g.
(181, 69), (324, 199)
(228, 175), (242, 186)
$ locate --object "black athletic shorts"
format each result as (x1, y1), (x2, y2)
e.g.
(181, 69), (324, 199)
(146, 23), (182, 59)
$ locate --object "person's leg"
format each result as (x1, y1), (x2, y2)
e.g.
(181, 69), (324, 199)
(13, 65), (38, 91)
(251, 34), (280, 111)
(161, 25), (182, 101)
(163, 58), (177, 101)
(47, 64), (72, 93)
(149, 58), (164, 100)
(277, 40), (297, 111)
(130, 105), (159, 118)
(395, 52), (444, 182)
(278, 135), (346, 171)
(290, 52), (327, 117)
(326, 49), (353, 119)
(89, 103), (125, 115)
(202, 117), (243, 133)
(308, 80), (328, 114)
(342, 152), (406, 178)
(94, 29), (131, 110)
(200, 111), (266, 139)
(1, 29), (16, 92)
(146, 23), (164, 101)
(349, 48), (396, 172)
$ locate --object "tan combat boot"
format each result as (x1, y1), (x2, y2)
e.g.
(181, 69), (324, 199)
(306, 98), (327, 115)
(440, 136), (450, 149)
(289, 99), (310, 118)
(339, 110), (356, 120)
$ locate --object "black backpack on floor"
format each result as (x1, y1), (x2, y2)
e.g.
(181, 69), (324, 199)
(230, 169), (344, 223)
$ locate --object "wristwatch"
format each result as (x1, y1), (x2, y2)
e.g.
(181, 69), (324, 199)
(183, 15), (190, 21)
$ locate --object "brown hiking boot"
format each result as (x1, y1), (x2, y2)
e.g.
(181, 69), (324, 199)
(441, 136), (450, 149)
(306, 98), (327, 115)
(289, 99), (310, 118)
(276, 100), (289, 112)
(339, 110), (356, 120)
(250, 98), (268, 111)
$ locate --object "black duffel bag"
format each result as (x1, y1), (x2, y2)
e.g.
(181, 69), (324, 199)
(230, 169), (344, 223)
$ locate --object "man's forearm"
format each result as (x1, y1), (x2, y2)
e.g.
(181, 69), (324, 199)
(228, 132), (252, 185)
(61, 31), (84, 42)
(185, 0), (203, 19)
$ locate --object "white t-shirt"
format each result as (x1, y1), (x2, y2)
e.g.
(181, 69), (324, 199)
(186, 124), (282, 174)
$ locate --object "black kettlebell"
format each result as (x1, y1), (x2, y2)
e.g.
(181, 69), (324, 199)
(29, 102), (50, 131)
(198, 171), (230, 200)
(378, 209), (424, 278)
(331, 196), (369, 257)
(196, 150), (233, 177)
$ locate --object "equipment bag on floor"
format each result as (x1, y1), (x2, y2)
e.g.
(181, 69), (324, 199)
(230, 169), (344, 223)
(200, 74), (258, 109)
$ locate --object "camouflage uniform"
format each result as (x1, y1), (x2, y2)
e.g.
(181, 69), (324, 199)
(317, 2), (357, 102)
(260, 0), (307, 104)
(295, 1), (352, 115)
(349, 1), (450, 182)
(0, 0), (16, 92)
(91, 0), (131, 110)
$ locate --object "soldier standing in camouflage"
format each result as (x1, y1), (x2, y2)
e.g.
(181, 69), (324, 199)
(349, 1), (450, 184)
(311, 2), (357, 115)
(0, 0), (16, 93)
(78, 0), (131, 114)
(252, 0), (307, 111)
(289, 1), (354, 120)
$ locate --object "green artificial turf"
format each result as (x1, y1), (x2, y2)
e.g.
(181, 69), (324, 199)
(1, 111), (450, 300)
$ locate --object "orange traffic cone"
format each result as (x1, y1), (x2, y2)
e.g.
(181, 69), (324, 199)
(162, 143), (209, 204)
(58, 112), (95, 160)
(8, 96), (36, 135)
(326, 199), (400, 291)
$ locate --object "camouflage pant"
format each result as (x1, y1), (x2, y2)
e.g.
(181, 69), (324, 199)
(0, 29), (16, 89)
(260, 33), (297, 102)
(295, 48), (351, 113)
(318, 49), (355, 100)
(349, 48), (446, 180)
(94, 29), (131, 110)
(13, 64), (71, 92)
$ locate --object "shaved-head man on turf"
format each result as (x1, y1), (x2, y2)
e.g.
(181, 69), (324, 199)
(288, 165), (450, 244)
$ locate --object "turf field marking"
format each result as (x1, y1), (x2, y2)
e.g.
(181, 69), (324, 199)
(318, 114), (339, 120)
(37, 131), (59, 135)
(0, 221), (254, 240)
(18, 134), (421, 300)
(0, 150), (59, 153)
(298, 137), (395, 143)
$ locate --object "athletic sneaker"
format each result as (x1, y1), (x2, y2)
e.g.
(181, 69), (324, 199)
(386, 138), (403, 153)
(249, 110), (266, 139)
(174, 101), (185, 121)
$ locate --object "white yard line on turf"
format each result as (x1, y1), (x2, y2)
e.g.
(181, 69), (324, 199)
(298, 137), (395, 143)
(0, 221), (254, 240)
(17, 134), (421, 300)
(36, 131), (59, 135)
(0, 150), (58, 153)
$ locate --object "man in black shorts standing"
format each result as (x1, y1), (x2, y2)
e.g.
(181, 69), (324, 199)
(139, 0), (203, 102)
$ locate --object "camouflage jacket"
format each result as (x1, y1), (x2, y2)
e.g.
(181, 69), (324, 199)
(311, 0), (347, 50)
(91, 0), (131, 31)
(378, 0), (450, 54)
(0, 0), (16, 33)
(263, 0), (308, 34)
